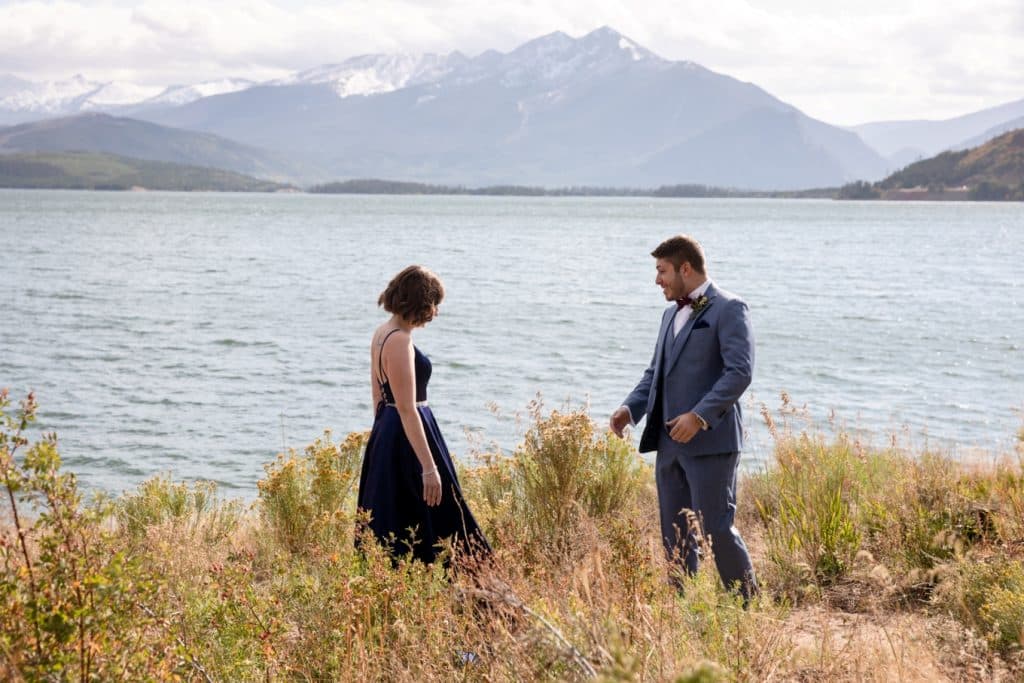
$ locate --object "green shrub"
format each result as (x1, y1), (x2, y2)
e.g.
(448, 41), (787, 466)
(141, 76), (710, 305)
(675, 661), (729, 683)
(117, 474), (241, 543)
(457, 452), (519, 542)
(257, 429), (367, 555)
(750, 432), (866, 589)
(0, 389), (184, 679)
(518, 410), (639, 513)
(856, 451), (996, 573)
(483, 406), (648, 560)
(748, 417), (1022, 601)
(940, 559), (1024, 655)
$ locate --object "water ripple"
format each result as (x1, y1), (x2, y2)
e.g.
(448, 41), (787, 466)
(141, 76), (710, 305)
(3, 191), (1022, 498)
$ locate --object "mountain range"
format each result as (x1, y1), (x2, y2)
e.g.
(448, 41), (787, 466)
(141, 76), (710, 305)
(1, 27), (1022, 190)
(0, 114), (310, 182)
(0, 74), (254, 124)
(850, 97), (1024, 169)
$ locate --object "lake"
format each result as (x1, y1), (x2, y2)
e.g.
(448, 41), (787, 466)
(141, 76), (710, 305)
(2, 190), (1021, 497)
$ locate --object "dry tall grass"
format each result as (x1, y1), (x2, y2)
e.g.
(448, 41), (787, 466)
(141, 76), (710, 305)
(2, 390), (1023, 681)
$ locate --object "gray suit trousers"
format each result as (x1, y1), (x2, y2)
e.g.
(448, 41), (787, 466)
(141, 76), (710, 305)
(656, 430), (756, 599)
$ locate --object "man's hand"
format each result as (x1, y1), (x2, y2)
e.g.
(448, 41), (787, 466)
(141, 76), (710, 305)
(609, 406), (632, 438)
(666, 412), (702, 443)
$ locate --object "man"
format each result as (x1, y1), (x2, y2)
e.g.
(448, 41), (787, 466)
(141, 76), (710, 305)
(610, 235), (757, 600)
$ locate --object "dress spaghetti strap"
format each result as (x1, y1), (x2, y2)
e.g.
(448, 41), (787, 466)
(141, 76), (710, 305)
(376, 328), (402, 395)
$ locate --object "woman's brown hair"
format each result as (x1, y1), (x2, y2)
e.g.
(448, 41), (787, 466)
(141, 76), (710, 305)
(378, 265), (445, 325)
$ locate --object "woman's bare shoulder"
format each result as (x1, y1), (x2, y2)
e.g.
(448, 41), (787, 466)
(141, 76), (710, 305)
(373, 326), (411, 352)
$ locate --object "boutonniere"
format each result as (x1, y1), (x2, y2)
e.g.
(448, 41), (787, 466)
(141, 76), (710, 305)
(690, 295), (710, 319)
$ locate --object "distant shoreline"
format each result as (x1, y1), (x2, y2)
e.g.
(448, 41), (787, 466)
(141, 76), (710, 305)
(307, 179), (1020, 201)
(306, 178), (840, 199)
(3, 183), (1018, 201)
(2, 152), (1020, 200)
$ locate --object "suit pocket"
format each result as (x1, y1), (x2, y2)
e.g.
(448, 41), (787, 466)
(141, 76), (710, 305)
(692, 321), (711, 330)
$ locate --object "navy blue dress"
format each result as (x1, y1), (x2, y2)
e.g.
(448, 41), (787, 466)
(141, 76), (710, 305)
(357, 331), (490, 564)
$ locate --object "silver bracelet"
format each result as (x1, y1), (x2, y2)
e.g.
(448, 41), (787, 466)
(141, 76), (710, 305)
(422, 467), (437, 477)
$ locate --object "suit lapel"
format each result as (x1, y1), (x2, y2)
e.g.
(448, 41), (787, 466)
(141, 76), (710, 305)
(653, 305), (674, 371)
(649, 305), (674, 393)
(665, 282), (718, 375)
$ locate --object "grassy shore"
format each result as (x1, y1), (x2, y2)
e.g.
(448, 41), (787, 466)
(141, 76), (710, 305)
(2, 389), (1023, 681)
(0, 152), (294, 191)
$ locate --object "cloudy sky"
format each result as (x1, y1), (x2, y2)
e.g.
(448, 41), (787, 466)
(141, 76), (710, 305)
(1, 0), (1021, 125)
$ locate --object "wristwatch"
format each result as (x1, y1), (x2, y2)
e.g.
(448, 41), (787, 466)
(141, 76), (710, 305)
(695, 413), (710, 431)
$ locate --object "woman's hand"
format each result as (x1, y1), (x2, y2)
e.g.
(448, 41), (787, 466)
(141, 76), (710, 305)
(422, 467), (442, 506)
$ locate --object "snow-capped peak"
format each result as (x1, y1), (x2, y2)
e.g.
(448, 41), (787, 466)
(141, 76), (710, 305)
(81, 81), (165, 108)
(277, 52), (464, 97)
(619, 38), (643, 61)
(0, 74), (102, 112)
(144, 79), (256, 107)
(488, 26), (664, 87)
(0, 74), (258, 116)
(579, 26), (660, 61)
(0, 26), (672, 116)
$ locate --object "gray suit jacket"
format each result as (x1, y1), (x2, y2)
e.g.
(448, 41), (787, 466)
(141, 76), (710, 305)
(623, 282), (754, 456)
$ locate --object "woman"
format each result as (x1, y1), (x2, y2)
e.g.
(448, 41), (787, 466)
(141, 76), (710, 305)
(357, 265), (490, 564)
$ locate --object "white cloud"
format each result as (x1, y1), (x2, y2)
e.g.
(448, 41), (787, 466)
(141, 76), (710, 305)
(0, 0), (1020, 124)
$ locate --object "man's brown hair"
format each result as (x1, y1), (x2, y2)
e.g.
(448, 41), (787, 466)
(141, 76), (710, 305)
(651, 235), (706, 274)
(378, 265), (445, 325)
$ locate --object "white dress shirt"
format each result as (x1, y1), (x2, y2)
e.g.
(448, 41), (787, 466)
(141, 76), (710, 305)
(673, 279), (712, 336)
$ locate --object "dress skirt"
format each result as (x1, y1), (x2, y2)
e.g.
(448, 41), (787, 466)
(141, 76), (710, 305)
(357, 404), (490, 564)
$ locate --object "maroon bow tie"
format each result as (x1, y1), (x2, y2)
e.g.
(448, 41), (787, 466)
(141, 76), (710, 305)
(676, 297), (695, 310)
